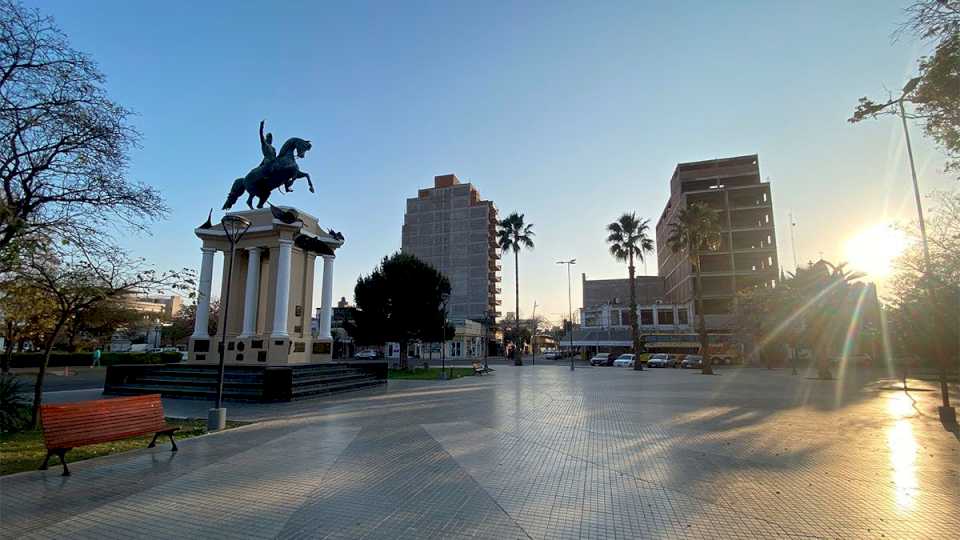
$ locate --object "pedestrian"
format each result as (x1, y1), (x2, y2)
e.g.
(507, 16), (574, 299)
(92, 347), (102, 368)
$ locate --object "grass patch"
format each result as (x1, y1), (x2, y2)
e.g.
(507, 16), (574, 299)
(0, 418), (247, 476)
(388, 367), (475, 380)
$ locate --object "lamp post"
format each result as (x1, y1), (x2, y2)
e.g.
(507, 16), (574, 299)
(891, 77), (954, 423)
(531, 300), (537, 366)
(557, 259), (576, 371)
(209, 214), (251, 432)
(439, 292), (449, 380)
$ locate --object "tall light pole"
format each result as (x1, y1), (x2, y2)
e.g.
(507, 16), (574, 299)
(439, 292), (449, 380)
(531, 301), (538, 366)
(893, 77), (953, 423)
(557, 259), (576, 371)
(209, 214), (251, 432)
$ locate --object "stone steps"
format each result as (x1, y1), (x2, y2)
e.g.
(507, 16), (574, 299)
(104, 362), (387, 402)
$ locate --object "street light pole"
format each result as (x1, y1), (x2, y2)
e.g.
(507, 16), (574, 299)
(440, 292), (449, 380)
(557, 259), (576, 371)
(895, 80), (953, 422)
(531, 300), (537, 366)
(209, 214), (251, 432)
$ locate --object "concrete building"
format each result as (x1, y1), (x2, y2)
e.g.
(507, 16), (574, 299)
(656, 154), (779, 329)
(401, 174), (500, 322)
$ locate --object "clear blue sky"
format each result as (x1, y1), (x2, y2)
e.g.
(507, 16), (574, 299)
(37, 0), (953, 324)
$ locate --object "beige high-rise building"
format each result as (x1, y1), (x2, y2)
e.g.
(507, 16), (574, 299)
(401, 174), (500, 322)
(656, 154), (779, 329)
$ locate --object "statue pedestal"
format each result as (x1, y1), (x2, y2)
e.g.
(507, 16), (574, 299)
(187, 207), (343, 365)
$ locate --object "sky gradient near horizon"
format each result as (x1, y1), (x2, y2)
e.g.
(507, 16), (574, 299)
(35, 0), (955, 325)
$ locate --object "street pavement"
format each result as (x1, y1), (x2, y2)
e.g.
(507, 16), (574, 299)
(2, 365), (958, 539)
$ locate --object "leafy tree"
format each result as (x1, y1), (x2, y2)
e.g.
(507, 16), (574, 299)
(351, 252), (451, 370)
(13, 243), (193, 427)
(887, 190), (959, 377)
(497, 212), (534, 364)
(0, 0), (167, 258)
(165, 300), (220, 346)
(0, 277), (54, 372)
(849, 1), (960, 176)
(63, 300), (143, 351)
(606, 213), (654, 370)
(666, 202), (721, 375)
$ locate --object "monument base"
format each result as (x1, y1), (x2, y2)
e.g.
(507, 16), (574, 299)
(188, 335), (333, 365)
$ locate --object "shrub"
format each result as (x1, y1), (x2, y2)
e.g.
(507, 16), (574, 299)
(0, 375), (30, 433)
(9, 351), (181, 368)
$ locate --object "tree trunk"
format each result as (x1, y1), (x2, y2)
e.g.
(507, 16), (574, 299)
(628, 252), (642, 371)
(31, 318), (67, 429)
(2, 321), (13, 374)
(695, 260), (713, 375)
(514, 249), (522, 366)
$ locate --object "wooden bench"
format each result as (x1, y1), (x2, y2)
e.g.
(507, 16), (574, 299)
(472, 361), (494, 375)
(40, 394), (178, 476)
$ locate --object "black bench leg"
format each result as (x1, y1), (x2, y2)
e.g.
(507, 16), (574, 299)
(56, 449), (70, 476)
(39, 450), (52, 471)
(167, 432), (178, 452)
(148, 432), (160, 448)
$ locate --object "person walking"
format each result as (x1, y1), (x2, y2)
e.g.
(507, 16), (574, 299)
(91, 348), (102, 368)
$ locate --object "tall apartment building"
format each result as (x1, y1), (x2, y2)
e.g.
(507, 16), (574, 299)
(656, 155), (779, 329)
(401, 174), (501, 322)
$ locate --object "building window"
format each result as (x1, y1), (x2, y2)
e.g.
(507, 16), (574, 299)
(450, 341), (462, 357)
(640, 309), (654, 325)
(678, 309), (689, 325)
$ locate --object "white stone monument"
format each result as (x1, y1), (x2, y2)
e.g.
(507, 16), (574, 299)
(188, 207), (342, 364)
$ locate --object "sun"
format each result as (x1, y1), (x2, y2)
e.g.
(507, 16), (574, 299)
(845, 223), (909, 278)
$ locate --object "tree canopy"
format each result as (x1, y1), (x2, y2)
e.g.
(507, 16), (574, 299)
(849, 1), (960, 176)
(350, 252), (451, 369)
(0, 0), (166, 258)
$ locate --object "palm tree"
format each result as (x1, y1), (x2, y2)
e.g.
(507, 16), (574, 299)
(667, 202), (722, 375)
(497, 212), (535, 365)
(606, 213), (654, 370)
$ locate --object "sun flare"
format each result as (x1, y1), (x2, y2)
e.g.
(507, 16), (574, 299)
(845, 223), (909, 278)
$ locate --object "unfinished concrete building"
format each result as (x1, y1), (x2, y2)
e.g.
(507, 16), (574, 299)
(656, 155), (779, 329)
(401, 174), (501, 322)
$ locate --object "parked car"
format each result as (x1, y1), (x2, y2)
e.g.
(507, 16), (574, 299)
(543, 351), (563, 360)
(589, 353), (610, 366)
(647, 353), (674, 368)
(829, 354), (873, 368)
(354, 349), (380, 359)
(613, 353), (636, 368)
(680, 354), (704, 369)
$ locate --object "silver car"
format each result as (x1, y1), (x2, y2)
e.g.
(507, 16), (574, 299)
(680, 354), (703, 369)
(647, 353), (674, 368)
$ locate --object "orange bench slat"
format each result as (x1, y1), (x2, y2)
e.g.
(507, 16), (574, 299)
(41, 394), (174, 450)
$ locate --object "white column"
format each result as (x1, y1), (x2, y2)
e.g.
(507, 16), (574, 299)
(318, 255), (335, 339)
(652, 306), (659, 328)
(192, 247), (216, 338)
(239, 247), (261, 337)
(271, 239), (293, 338)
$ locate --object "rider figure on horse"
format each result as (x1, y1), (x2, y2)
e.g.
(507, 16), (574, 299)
(260, 120), (295, 193)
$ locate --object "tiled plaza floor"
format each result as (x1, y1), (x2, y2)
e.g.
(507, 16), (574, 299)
(2, 365), (958, 539)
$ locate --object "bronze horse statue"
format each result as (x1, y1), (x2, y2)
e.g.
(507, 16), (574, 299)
(223, 137), (314, 210)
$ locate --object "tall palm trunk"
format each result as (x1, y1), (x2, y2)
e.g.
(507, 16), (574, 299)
(694, 259), (713, 375)
(514, 249), (522, 366)
(628, 250), (642, 371)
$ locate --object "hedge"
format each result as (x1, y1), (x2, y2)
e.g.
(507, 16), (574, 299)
(7, 351), (182, 369)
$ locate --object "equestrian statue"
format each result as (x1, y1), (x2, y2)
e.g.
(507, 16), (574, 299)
(223, 120), (315, 209)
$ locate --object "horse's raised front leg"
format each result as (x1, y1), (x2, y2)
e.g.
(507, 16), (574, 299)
(246, 192), (255, 209)
(257, 191), (270, 208)
(296, 171), (314, 193)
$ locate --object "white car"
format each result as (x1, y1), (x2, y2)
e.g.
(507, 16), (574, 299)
(647, 353), (674, 368)
(613, 354), (635, 367)
(589, 353), (610, 366)
(354, 350), (379, 359)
